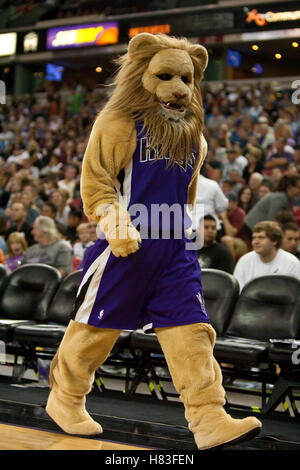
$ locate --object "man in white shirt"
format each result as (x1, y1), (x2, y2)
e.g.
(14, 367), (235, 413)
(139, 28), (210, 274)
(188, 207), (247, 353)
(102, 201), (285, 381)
(234, 221), (300, 291)
(221, 148), (245, 181)
(191, 173), (228, 231)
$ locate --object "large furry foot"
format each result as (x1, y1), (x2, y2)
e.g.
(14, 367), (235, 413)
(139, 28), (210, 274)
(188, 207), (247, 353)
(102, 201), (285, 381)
(46, 390), (103, 437)
(194, 415), (262, 450)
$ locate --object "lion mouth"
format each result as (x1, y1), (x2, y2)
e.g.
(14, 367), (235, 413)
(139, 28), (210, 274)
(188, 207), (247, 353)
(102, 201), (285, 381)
(160, 101), (185, 113)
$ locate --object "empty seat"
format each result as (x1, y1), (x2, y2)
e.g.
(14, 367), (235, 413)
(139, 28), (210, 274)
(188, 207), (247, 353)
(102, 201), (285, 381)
(13, 269), (83, 348)
(214, 275), (300, 366)
(0, 264), (62, 343)
(201, 268), (239, 337)
(268, 341), (300, 364)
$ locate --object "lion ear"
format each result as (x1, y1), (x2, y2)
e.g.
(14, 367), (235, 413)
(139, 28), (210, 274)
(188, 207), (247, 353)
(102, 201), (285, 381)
(128, 33), (159, 58)
(189, 44), (208, 73)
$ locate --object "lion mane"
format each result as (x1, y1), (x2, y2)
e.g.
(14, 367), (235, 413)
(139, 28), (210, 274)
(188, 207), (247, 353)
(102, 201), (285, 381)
(103, 33), (208, 167)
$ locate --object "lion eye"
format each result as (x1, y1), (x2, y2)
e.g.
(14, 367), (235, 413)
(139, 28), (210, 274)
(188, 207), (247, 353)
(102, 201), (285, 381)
(181, 76), (189, 84)
(156, 74), (172, 81)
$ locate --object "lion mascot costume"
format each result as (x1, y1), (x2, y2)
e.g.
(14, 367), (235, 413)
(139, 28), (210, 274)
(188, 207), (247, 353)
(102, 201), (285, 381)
(46, 33), (261, 450)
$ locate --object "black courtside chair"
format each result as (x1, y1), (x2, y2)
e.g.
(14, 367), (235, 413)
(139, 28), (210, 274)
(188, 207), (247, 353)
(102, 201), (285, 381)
(214, 275), (300, 415)
(0, 264), (62, 345)
(12, 269), (83, 378)
(201, 268), (239, 337)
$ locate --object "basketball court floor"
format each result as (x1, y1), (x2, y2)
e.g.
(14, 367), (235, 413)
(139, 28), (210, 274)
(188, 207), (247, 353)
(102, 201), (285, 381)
(0, 362), (299, 453)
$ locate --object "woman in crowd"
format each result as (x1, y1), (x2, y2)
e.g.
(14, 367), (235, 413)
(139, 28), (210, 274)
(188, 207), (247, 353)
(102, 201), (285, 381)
(237, 185), (255, 214)
(50, 189), (71, 228)
(21, 215), (73, 277)
(242, 145), (264, 183)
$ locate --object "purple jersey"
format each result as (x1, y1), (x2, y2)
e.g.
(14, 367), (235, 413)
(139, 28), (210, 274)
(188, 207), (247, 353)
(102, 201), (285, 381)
(73, 122), (209, 332)
(119, 122), (197, 235)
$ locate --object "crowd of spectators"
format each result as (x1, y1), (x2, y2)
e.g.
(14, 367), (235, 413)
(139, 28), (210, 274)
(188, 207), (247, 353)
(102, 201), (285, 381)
(193, 82), (300, 284)
(0, 79), (299, 291)
(0, 84), (104, 275)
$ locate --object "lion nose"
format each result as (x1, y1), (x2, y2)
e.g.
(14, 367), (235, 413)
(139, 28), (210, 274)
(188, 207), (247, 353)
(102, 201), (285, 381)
(172, 91), (187, 100)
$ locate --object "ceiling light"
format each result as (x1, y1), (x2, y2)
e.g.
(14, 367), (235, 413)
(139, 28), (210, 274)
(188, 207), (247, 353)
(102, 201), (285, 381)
(95, 67), (102, 72)
(292, 42), (299, 48)
(275, 53), (282, 59)
(252, 44), (259, 51)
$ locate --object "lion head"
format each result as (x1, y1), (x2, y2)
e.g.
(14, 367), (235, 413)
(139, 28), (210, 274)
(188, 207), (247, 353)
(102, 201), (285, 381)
(105, 33), (208, 167)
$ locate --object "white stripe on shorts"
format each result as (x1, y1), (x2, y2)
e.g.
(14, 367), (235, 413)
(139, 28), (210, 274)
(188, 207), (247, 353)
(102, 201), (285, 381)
(75, 245), (112, 324)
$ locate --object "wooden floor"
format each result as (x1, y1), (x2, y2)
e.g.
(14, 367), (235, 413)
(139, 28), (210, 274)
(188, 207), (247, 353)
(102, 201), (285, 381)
(0, 423), (151, 450)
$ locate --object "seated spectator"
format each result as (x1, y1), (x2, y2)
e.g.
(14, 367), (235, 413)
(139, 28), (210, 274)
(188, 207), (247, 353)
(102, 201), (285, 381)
(50, 189), (71, 228)
(207, 161), (223, 184)
(58, 163), (80, 199)
(226, 169), (243, 197)
(232, 142), (248, 170)
(254, 116), (275, 150)
(244, 135), (265, 163)
(221, 179), (236, 196)
(20, 191), (40, 226)
(72, 223), (94, 260)
(197, 214), (234, 274)
(5, 201), (35, 246)
(206, 106), (226, 134)
(242, 145), (264, 183)
(249, 97), (263, 122)
(274, 209), (296, 227)
(221, 148), (244, 181)
(40, 154), (63, 178)
(264, 136), (294, 172)
(3, 175), (23, 208)
(41, 201), (57, 220)
(40, 174), (58, 201)
(192, 166), (228, 231)
(281, 222), (300, 260)
(78, 222), (98, 269)
(257, 178), (273, 200)
(248, 172), (264, 200)
(244, 174), (300, 237)
(219, 192), (250, 260)
(21, 216), (72, 277)
(233, 221), (300, 291)
(4, 232), (28, 273)
(87, 222), (98, 243)
(65, 206), (83, 243)
(22, 181), (44, 211)
(271, 168), (284, 189)
(238, 185), (255, 214)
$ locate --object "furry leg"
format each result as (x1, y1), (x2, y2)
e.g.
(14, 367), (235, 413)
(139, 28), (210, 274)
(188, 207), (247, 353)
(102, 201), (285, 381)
(46, 320), (120, 436)
(155, 323), (262, 450)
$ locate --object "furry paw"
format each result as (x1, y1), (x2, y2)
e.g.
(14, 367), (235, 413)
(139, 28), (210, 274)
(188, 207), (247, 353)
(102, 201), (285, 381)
(107, 224), (142, 257)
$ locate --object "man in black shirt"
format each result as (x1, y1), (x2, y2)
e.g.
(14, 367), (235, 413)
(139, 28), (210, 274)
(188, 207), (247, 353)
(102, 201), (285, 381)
(5, 201), (35, 246)
(197, 214), (234, 274)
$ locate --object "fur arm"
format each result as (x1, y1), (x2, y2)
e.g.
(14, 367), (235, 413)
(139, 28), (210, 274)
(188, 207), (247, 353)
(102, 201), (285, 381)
(187, 134), (207, 209)
(80, 110), (137, 222)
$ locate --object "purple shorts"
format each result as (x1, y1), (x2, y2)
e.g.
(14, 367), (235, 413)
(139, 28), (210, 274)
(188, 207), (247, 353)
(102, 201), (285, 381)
(73, 236), (210, 333)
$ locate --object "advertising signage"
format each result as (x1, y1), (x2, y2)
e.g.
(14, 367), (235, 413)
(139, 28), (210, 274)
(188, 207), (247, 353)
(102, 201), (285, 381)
(0, 32), (17, 57)
(129, 24), (171, 38)
(46, 22), (119, 50)
(246, 8), (300, 27)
